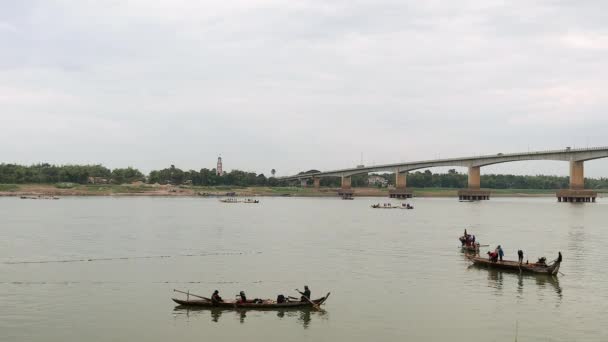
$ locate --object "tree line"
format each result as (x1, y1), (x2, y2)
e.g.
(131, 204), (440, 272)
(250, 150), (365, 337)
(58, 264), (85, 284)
(1, 163), (607, 189)
(371, 169), (608, 189)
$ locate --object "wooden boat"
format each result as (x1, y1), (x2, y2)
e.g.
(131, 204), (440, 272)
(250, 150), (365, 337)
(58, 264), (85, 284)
(467, 253), (561, 275)
(219, 198), (239, 203)
(461, 243), (480, 253)
(243, 199), (259, 203)
(172, 293), (330, 309)
(371, 204), (396, 209)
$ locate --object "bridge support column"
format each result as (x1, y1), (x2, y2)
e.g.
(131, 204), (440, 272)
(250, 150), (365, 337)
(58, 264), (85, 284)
(338, 175), (354, 199)
(341, 176), (351, 189)
(300, 179), (307, 187)
(458, 166), (490, 201)
(313, 177), (321, 189)
(389, 172), (412, 199)
(569, 161), (584, 190)
(468, 166), (480, 189)
(556, 160), (597, 202)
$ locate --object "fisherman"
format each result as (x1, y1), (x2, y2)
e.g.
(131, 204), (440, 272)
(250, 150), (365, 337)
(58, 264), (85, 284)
(552, 251), (562, 264)
(276, 294), (286, 304)
(297, 285), (311, 302)
(496, 245), (504, 262)
(238, 291), (247, 303)
(211, 290), (223, 305)
(487, 251), (498, 262)
(518, 250), (524, 263)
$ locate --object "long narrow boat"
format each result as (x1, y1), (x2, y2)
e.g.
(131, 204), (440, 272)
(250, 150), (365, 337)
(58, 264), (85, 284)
(172, 293), (330, 309)
(467, 253), (561, 275)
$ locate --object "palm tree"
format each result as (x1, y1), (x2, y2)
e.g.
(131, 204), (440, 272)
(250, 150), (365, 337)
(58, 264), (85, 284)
(271, 169), (276, 177)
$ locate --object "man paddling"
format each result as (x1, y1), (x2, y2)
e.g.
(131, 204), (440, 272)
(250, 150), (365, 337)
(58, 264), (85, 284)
(297, 286), (311, 302)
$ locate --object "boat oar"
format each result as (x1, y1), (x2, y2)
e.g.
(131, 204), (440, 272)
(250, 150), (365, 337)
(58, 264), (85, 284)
(173, 289), (211, 301)
(295, 289), (321, 311)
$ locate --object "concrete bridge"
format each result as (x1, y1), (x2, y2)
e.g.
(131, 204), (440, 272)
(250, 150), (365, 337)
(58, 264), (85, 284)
(280, 147), (608, 202)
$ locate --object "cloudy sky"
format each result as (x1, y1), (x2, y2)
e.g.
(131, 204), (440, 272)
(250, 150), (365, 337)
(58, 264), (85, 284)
(1, 0), (607, 177)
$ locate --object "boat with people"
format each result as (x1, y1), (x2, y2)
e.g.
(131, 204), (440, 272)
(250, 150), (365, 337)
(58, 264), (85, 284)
(172, 289), (330, 309)
(371, 203), (413, 209)
(467, 252), (562, 276)
(459, 229), (479, 252)
(220, 198), (259, 204)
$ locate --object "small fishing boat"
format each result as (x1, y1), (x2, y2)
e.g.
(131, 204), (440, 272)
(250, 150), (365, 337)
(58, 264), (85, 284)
(461, 243), (480, 253)
(219, 198), (239, 203)
(371, 204), (396, 209)
(172, 293), (330, 309)
(243, 199), (259, 204)
(467, 252), (562, 275)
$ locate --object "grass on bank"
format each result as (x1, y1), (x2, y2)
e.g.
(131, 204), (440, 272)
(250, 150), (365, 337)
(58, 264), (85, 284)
(0, 184), (19, 192)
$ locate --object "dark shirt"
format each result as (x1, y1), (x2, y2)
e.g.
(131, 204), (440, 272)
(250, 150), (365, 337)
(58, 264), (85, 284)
(301, 289), (311, 300)
(211, 293), (223, 304)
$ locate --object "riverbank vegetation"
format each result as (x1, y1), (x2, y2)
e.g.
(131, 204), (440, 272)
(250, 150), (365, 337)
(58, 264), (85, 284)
(1, 163), (608, 190)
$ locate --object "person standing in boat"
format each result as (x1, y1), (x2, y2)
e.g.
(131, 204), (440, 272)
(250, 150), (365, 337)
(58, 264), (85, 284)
(297, 286), (311, 302)
(211, 290), (223, 305)
(518, 250), (524, 264)
(496, 245), (504, 262)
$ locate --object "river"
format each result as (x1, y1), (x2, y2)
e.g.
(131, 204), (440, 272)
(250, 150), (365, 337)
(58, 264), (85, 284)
(1, 196), (606, 341)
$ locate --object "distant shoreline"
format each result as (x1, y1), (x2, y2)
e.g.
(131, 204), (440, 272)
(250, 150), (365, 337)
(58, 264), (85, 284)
(1, 183), (604, 198)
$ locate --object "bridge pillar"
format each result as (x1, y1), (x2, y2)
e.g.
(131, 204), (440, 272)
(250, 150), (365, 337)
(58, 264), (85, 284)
(389, 172), (412, 199)
(569, 160), (584, 190)
(396, 173), (407, 188)
(458, 166), (490, 201)
(313, 177), (321, 189)
(300, 179), (307, 187)
(556, 160), (596, 203)
(338, 175), (354, 198)
(468, 166), (480, 189)
(341, 176), (351, 189)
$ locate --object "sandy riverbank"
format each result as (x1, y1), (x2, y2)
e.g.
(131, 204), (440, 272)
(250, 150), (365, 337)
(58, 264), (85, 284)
(1, 183), (599, 198)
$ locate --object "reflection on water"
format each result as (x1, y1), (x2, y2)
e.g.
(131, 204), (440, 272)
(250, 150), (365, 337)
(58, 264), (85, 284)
(173, 306), (325, 328)
(487, 268), (504, 292)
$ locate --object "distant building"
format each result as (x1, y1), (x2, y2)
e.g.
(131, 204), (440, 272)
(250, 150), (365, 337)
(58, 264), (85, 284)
(368, 175), (388, 187)
(216, 156), (223, 176)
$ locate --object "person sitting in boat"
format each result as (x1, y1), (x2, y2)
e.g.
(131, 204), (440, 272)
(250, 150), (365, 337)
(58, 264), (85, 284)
(211, 290), (223, 305)
(487, 251), (498, 262)
(277, 294), (286, 304)
(537, 257), (547, 265)
(297, 286), (311, 302)
(460, 235), (466, 246)
(238, 291), (248, 303)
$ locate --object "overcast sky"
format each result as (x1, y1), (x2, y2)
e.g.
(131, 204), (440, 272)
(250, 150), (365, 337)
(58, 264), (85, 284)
(1, 0), (607, 177)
